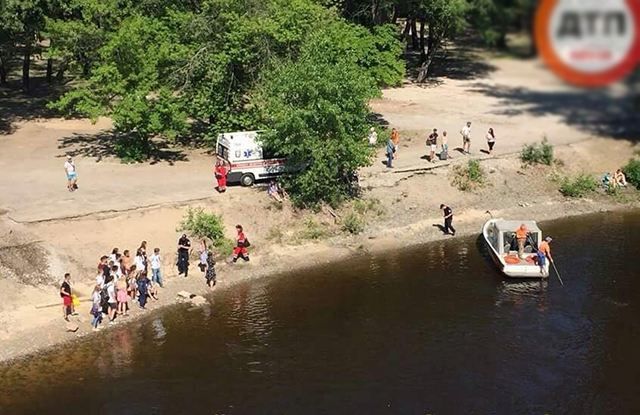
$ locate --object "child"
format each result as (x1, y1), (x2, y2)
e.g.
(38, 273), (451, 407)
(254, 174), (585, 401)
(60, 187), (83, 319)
(150, 248), (163, 288)
(127, 265), (138, 302)
(116, 275), (128, 316)
(91, 285), (103, 331)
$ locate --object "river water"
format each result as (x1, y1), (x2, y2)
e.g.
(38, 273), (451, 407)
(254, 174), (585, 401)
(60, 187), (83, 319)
(1, 211), (639, 414)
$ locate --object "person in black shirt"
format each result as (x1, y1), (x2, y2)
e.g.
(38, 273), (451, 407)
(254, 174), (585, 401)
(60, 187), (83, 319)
(60, 273), (72, 321)
(440, 204), (456, 236)
(177, 234), (191, 277)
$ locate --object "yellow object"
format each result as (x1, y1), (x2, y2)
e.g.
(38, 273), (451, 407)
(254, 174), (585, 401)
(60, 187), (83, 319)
(71, 294), (80, 307)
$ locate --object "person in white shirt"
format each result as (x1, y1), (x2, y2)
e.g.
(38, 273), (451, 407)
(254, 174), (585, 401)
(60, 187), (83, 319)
(96, 272), (105, 289)
(460, 122), (472, 154)
(150, 248), (163, 288)
(63, 155), (77, 192)
(368, 127), (378, 146)
(106, 278), (117, 323)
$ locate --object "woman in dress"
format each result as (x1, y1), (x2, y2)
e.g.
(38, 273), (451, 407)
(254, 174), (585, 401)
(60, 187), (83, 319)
(116, 276), (129, 316)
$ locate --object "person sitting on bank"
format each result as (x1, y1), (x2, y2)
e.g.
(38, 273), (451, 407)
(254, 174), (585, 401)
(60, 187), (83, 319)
(267, 180), (287, 203)
(515, 224), (529, 259)
(614, 169), (627, 188)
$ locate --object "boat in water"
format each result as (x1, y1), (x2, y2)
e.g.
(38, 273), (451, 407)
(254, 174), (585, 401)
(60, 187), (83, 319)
(482, 218), (550, 278)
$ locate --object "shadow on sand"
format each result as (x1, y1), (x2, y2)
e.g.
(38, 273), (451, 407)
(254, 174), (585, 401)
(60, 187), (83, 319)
(58, 131), (189, 165)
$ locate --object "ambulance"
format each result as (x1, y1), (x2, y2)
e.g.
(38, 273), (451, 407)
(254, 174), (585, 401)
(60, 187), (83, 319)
(216, 130), (287, 186)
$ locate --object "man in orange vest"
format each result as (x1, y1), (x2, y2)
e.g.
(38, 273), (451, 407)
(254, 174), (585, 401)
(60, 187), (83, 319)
(515, 224), (528, 258)
(539, 236), (554, 263)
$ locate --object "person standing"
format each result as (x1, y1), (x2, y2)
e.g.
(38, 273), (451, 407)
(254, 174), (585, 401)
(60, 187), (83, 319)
(60, 273), (73, 321)
(105, 276), (118, 323)
(215, 160), (229, 193)
(150, 248), (163, 288)
(441, 131), (449, 159)
(368, 127), (378, 146)
(205, 249), (217, 288)
(427, 129), (438, 163)
(539, 236), (554, 264)
(385, 137), (396, 168)
(116, 276), (128, 317)
(90, 285), (103, 331)
(232, 225), (250, 263)
(137, 274), (149, 309)
(63, 155), (77, 192)
(486, 128), (496, 154)
(177, 234), (191, 277)
(391, 128), (400, 158)
(515, 223), (529, 259)
(439, 204), (456, 236)
(460, 122), (472, 154)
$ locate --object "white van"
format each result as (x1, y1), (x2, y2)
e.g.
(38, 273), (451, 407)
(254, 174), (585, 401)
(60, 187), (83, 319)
(216, 130), (287, 186)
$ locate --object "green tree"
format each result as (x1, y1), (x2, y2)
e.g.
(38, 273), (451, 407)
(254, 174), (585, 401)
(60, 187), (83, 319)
(256, 54), (378, 206)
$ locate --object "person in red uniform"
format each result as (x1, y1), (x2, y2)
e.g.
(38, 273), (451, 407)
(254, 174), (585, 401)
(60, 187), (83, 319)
(214, 160), (229, 193)
(232, 224), (250, 263)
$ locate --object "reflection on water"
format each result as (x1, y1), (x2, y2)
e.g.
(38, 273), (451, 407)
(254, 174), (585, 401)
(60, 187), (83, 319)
(1, 211), (640, 415)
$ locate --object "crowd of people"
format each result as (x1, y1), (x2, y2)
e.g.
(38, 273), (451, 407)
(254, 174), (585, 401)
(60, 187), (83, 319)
(60, 225), (253, 330)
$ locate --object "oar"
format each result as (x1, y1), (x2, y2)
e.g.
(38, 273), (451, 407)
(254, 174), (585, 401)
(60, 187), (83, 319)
(551, 260), (564, 287)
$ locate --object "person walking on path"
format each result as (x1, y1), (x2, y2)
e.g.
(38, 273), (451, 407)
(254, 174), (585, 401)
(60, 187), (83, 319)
(205, 249), (217, 288)
(460, 122), (472, 154)
(391, 128), (400, 158)
(385, 137), (396, 168)
(486, 128), (496, 154)
(60, 273), (73, 321)
(515, 223), (529, 259)
(441, 131), (449, 159)
(427, 129), (438, 163)
(150, 248), (163, 288)
(90, 285), (103, 331)
(177, 234), (191, 277)
(232, 225), (250, 263)
(440, 204), (456, 236)
(63, 155), (78, 192)
(215, 159), (229, 193)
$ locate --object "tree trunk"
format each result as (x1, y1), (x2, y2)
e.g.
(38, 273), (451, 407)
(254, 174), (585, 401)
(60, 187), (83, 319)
(46, 58), (53, 83)
(0, 56), (7, 85)
(22, 45), (31, 92)
(419, 18), (426, 62)
(417, 25), (438, 83)
(391, 5), (398, 24)
(55, 58), (68, 81)
(402, 19), (411, 43)
(410, 19), (418, 50)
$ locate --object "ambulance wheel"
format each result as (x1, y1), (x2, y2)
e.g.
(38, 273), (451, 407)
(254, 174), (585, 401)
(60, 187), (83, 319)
(240, 173), (255, 187)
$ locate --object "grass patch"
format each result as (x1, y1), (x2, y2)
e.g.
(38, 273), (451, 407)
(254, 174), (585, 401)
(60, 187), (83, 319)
(266, 226), (284, 244)
(342, 211), (365, 235)
(451, 159), (486, 191)
(520, 138), (554, 166)
(298, 218), (330, 240)
(559, 174), (598, 198)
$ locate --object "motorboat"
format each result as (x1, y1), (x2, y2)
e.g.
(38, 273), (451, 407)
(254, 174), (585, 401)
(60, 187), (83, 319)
(482, 218), (550, 278)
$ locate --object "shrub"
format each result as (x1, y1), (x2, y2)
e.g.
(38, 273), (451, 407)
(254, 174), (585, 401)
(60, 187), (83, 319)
(622, 158), (640, 189)
(451, 159), (486, 191)
(299, 218), (329, 240)
(342, 212), (365, 235)
(520, 138), (554, 166)
(177, 208), (232, 251)
(559, 174), (598, 197)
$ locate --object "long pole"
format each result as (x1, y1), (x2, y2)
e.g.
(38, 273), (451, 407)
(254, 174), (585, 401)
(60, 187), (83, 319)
(551, 260), (564, 287)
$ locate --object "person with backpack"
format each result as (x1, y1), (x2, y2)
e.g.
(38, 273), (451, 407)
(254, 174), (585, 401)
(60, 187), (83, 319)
(232, 225), (250, 263)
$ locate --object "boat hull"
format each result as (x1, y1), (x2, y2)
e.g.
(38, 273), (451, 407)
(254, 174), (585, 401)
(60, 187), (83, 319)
(482, 219), (549, 278)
